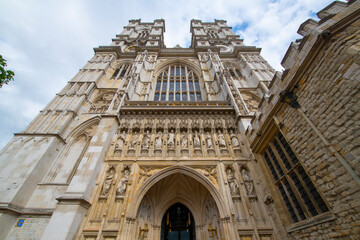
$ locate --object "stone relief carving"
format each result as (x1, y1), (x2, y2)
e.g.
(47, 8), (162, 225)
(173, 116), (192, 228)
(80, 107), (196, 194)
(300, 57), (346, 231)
(264, 192), (274, 205)
(181, 133), (188, 148)
(206, 132), (213, 149)
(229, 130), (240, 148)
(116, 167), (130, 197)
(242, 91), (259, 112)
(89, 91), (115, 114)
(204, 167), (218, 184)
(215, 119), (223, 129)
(145, 54), (157, 63)
(101, 165), (116, 197)
(240, 165), (255, 197)
(217, 130), (226, 148)
(115, 131), (127, 151)
(138, 167), (154, 183)
(200, 53), (210, 63)
(130, 132), (139, 149)
(137, 196), (152, 240)
(167, 129), (175, 148)
(192, 119), (200, 129)
(204, 195), (220, 239)
(203, 119), (212, 129)
(193, 130), (201, 148)
(112, 115), (241, 158)
(141, 130), (150, 150)
(155, 131), (163, 150)
(226, 167), (240, 196)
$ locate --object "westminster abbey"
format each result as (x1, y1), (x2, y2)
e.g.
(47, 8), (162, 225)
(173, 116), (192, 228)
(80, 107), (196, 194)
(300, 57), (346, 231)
(0, 1), (359, 239)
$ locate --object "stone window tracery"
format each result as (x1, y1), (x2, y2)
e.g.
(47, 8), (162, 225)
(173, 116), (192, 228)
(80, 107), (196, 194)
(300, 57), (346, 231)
(263, 131), (329, 223)
(112, 64), (131, 79)
(154, 65), (202, 101)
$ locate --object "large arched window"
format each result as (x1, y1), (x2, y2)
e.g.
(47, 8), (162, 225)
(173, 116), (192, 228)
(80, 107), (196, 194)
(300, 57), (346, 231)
(154, 65), (202, 101)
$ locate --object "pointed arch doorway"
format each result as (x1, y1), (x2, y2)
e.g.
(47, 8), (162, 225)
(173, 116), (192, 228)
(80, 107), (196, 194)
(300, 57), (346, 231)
(160, 203), (195, 240)
(130, 166), (230, 240)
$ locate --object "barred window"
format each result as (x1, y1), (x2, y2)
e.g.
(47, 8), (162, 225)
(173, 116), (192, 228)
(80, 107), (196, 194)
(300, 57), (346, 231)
(263, 132), (328, 223)
(154, 65), (202, 101)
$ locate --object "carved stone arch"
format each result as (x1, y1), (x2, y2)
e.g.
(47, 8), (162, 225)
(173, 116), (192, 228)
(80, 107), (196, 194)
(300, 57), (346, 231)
(128, 165), (230, 221)
(153, 59), (202, 79)
(63, 116), (101, 141)
(111, 59), (133, 70)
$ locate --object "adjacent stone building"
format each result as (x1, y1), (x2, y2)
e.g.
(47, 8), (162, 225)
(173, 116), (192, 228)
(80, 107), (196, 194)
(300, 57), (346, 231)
(0, 1), (359, 239)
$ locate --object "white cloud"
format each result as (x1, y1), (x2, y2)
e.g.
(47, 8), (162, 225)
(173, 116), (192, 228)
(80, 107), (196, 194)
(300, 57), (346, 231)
(0, 0), (338, 148)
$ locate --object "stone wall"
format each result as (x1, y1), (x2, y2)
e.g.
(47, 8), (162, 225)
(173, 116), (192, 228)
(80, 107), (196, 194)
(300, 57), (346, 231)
(247, 1), (360, 239)
(279, 18), (360, 240)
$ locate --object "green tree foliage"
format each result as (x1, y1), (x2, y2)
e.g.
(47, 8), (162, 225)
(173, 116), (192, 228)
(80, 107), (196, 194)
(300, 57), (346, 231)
(0, 55), (15, 88)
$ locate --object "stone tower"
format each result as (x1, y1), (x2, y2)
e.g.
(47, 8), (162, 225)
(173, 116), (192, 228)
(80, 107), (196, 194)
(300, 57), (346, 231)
(1, 1), (359, 239)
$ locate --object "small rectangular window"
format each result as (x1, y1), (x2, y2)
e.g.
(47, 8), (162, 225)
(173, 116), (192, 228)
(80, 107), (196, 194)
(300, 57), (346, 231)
(176, 81), (180, 91)
(190, 93), (195, 101)
(169, 93), (174, 101)
(176, 93), (180, 101)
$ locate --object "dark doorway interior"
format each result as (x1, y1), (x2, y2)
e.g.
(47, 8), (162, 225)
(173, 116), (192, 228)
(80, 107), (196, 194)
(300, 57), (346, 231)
(160, 203), (196, 240)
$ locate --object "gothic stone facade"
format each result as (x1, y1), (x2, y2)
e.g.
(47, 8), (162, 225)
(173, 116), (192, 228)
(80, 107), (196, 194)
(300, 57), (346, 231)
(0, 1), (359, 240)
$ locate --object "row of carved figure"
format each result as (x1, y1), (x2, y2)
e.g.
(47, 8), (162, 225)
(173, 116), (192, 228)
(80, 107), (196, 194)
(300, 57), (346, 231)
(101, 166), (130, 198)
(100, 165), (255, 199)
(226, 166), (255, 197)
(115, 129), (240, 151)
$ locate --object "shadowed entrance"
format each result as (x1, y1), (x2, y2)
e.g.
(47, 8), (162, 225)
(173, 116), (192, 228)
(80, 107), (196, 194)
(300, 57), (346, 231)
(161, 203), (195, 240)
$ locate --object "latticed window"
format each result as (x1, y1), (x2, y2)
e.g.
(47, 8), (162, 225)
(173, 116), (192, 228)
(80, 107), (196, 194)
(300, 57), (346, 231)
(263, 132), (328, 223)
(154, 65), (202, 101)
(112, 64), (131, 79)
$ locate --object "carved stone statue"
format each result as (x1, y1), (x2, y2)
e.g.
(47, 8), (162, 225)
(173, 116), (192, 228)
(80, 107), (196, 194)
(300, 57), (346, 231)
(226, 168), (239, 196)
(116, 169), (130, 197)
(206, 132), (213, 148)
(167, 130), (175, 148)
(217, 130), (226, 148)
(142, 130), (150, 150)
(115, 131), (127, 150)
(130, 133), (139, 149)
(229, 130), (240, 147)
(181, 134), (188, 148)
(241, 168), (254, 196)
(193, 130), (201, 148)
(155, 131), (163, 150)
(101, 166), (116, 197)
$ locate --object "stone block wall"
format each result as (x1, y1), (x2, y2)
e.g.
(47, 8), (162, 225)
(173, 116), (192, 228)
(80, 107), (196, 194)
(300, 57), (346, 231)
(278, 17), (360, 239)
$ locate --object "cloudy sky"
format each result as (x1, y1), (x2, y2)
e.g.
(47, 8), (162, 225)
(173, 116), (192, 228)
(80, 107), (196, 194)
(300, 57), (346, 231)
(0, 0), (339, 149)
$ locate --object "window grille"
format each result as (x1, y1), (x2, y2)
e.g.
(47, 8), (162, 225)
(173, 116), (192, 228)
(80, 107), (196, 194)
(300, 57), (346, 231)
(263, 132), (328, 223)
